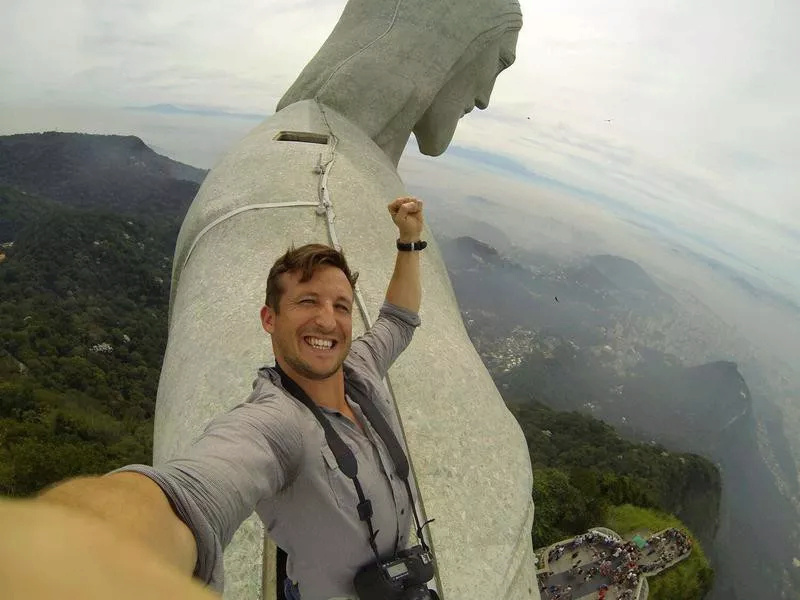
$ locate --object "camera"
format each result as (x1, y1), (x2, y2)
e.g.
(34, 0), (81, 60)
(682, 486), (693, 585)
(354, 545), (439, 600)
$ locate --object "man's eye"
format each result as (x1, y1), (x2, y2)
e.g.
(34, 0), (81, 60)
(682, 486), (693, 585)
(337, 305), (351, 313)
(300, 298), (315, 305)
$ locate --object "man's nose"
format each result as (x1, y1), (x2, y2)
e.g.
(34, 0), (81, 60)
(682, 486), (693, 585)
(314, 303), (336, 330)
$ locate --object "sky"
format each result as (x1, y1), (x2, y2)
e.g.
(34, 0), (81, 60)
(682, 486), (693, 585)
(0, 0), (798, 301)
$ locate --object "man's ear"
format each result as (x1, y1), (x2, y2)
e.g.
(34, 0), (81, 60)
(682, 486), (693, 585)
(260, 305), (276, 334)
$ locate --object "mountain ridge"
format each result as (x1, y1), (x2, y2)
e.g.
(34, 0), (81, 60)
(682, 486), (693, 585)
(0, 132), (204, 222)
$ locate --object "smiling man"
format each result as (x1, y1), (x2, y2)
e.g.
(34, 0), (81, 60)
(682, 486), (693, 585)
(255, 197), (425, 599)
(262, 258), (356, 381)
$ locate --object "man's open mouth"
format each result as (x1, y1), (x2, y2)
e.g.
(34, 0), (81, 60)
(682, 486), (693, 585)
(304, 336), (337, 351)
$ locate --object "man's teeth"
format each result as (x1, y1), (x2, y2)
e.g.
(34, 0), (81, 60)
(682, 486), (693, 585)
(306, 337), (334, 349)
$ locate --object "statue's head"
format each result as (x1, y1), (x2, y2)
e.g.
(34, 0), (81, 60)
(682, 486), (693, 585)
(277, 0), (522, 163)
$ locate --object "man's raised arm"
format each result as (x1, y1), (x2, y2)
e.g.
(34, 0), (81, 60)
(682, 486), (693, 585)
(385, 196), (424, 313)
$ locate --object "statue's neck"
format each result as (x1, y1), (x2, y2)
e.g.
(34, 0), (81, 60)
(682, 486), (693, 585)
(380, 133), (412, 167)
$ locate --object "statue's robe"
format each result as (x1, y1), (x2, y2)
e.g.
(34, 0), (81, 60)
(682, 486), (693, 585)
(155, 99), (538, 599)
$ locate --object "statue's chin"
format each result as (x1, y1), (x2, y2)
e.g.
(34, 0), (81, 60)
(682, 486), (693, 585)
(413, 129), (453, 157)
(416, 141), (446, 157)
(413, 107), (461, 157)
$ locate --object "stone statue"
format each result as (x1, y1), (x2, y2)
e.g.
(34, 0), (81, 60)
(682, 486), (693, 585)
(155, 0), (538, 598)
(277, 0), (523, 165)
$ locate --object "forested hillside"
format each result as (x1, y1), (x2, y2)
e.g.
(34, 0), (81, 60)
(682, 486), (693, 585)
(0, 133), (203, 495)
(0, 185), (177, 494)
(508, 400), (720, 550)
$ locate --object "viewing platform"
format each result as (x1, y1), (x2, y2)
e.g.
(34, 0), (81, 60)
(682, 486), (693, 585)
(536, 527), (692, 600)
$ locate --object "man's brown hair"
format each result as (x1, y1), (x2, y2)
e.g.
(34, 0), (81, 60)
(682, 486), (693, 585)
(265, 244), (359, 313)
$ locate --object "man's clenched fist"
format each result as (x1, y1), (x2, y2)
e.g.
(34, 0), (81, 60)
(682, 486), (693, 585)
(388, 196), (424, 242)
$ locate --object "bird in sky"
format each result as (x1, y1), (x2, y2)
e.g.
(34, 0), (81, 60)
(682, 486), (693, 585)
(554, 296), (559, 303)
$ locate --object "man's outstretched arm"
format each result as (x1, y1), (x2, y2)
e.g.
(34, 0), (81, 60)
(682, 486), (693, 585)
(0, 474), (213, 600)
(35, 472), (198, 573)
(2, 396), (303, 597)
(385, 196), (424, 313)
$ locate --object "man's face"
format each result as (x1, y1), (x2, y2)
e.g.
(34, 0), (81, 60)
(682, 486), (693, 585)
(261, 266), (354, 381)
(413, 29), (520, 156)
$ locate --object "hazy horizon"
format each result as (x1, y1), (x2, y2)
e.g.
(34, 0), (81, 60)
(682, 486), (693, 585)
(1, 105), (797, 390)
(2, 102), (797, 312)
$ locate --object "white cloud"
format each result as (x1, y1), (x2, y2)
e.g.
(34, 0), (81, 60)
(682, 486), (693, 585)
(0, 0), (345, 109)
(0, 0), (798, 295)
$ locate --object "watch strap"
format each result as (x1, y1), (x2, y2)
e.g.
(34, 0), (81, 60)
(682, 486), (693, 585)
(397, 239), (427, 251)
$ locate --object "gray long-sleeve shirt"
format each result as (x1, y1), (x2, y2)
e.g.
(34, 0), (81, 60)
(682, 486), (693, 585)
(112, 302), (420, 600)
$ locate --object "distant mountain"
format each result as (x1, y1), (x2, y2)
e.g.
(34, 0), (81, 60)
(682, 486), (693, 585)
(0, 132), (205, 222)
(438, 233), (800, 600)
(0, 132), (206, 494)
(438, 235), (748, 451)
(439, 235), (680, 348)
(454, 235), (500, 258)
(580, 254), (664, 295)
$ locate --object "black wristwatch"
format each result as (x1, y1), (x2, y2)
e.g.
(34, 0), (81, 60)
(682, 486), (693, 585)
(397, 239), (428, 251)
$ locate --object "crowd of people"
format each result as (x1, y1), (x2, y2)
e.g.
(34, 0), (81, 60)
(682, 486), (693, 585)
(640, 528), (692, 574)
(545, 530), (615, 565)
(539, 527), (693, 600)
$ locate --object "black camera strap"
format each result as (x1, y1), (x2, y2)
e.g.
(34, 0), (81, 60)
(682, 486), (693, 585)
(273, 363), (434, 564)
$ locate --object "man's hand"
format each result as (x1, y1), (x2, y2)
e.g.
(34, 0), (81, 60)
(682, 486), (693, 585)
(385, 197), (423, 312)
(0, 497), (218, 599)
(388, 197), (424, 242)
